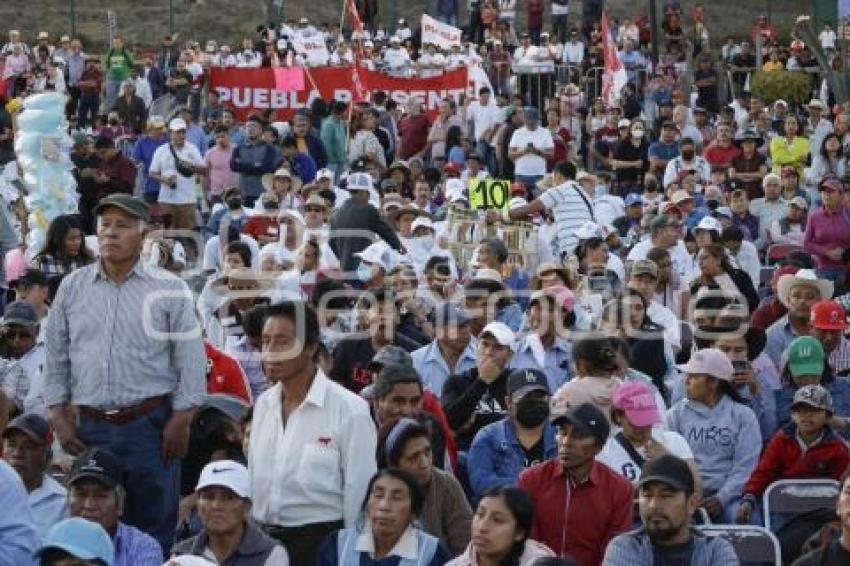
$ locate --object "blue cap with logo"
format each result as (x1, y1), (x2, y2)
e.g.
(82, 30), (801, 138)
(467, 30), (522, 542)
(36, 518), (114, 565)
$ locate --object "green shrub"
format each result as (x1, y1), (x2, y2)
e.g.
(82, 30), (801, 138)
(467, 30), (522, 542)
(750, 71), (812, 105)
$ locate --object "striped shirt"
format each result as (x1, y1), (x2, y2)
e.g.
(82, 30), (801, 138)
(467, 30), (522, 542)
(829, 335), (850, 376)
(537, 180), (595, 257)
(114, 521), (163, 566)
(44, 260), (206, 411)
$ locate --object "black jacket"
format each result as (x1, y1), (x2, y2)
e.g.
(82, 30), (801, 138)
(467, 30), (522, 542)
(329, 199), (402, 272)
(441, 367), (510, 451)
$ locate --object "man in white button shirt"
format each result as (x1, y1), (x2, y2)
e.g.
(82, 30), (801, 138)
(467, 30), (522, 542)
(149, 118), (206, 230)
(464, 86), (501, 173)
(249, 301), (377, 565)
(383, 37), (410, 73)
(508, 106), (555, 194)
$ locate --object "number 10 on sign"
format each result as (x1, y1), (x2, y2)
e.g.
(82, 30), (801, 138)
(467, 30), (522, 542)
(469, 179), (510, 210)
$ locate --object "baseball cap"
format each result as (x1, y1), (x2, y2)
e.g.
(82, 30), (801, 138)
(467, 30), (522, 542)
(630, 259), (659, 280)
(195, 460), (251, 498)
(2, 413), (52, 445)
(148, 115), (166, 128)
(791, 384), (834, 414)
(434, 302), (472, 327)
(638, 454), (695, 495)
(472, 267), (503, 282)
(411, 217), (435, 233)
(37, 518), (114, 566)
(787, 336), (826, 378)
(671, 189), (693, 205)
(549, 401), (610, 445)
(661, 120), (679, 130)
(1, 300), (39, 326)
(650, 214), (680, 231)
(374, 363), (422, 392)
(811, 300), (848, 330)
(480, 321), (516, 351)
(625, 193), (642, 207)
(69, 448), (123, 489)
(576, 171), (598, 184)
(694, 216), (723, 233)
(168, 117), (187, 131)
(612, 381), (661, 427)
(93, 193), (151, 223)
(346, 171), (373, 192)
(369, 345), (414, 369)
(617, 118), (631, 129)
(355, 241), (395, 271)
(677, 348), (734, 381)
(507, 368), (550, 399)
(316, 168), (334, 181)
(789, 196), (808, 210)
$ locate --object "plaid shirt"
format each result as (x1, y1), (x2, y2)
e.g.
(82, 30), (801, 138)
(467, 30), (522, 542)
(0, 358), (28, 410)
(830, 335), (850, 377)
(31, 255), (92, 278)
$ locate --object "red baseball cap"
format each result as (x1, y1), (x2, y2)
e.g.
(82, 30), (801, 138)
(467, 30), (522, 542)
(811, 300), (848, 330)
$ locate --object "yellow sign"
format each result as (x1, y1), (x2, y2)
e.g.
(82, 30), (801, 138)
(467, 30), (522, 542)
(469, 178), (511, 210)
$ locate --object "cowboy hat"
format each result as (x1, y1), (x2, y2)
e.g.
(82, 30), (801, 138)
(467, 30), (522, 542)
(389, 204), (429, 224)
(261, 168), (292, 192)
(777, 269), (834, 308)
(734, 129), (764, 148)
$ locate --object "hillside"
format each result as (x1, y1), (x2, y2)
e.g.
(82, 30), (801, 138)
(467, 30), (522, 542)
(0, 0), (815, 50)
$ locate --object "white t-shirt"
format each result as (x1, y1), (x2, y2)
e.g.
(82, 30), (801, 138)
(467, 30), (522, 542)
(417, 52), (446, 78)
(509, 127), (554, 177)
(597, 428), (694, 484)
(383, 48), (410, 69)
(820, 30), (837, 49)
(467, 99), (501, 142)
(150, 142), (204, 205)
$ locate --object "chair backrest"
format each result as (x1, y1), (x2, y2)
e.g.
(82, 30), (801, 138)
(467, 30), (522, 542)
(763, 479), (840, 532)
(698, 524), (781, 566)
(766, 244), (803, 265)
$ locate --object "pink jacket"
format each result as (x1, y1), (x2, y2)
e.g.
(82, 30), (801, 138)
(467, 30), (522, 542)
(446, 539), (555, 565)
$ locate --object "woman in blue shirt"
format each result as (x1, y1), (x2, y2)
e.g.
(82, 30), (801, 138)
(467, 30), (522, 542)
(317, 469), (452, 566)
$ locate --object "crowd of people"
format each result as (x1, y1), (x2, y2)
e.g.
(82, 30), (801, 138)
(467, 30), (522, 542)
(3, 4), (850, 566)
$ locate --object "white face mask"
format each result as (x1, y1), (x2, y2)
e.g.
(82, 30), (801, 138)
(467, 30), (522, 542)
(410, 235), (436, 253)
(631, 129), (645, 139)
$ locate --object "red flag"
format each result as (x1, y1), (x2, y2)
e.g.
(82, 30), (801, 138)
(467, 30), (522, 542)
(351, 65), (369, 103)
(346, 0), (364, 32)
(600, 12), (627, 107)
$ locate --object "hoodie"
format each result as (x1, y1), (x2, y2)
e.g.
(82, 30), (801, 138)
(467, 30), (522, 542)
(666, 395), (762, 507)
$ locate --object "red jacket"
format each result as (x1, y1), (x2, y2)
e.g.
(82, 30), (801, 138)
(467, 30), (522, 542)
(421, 390), (458, 472)
(518, 460), (633, 566)
(204, 341), (252, 404)
(742, 423), (850, 498)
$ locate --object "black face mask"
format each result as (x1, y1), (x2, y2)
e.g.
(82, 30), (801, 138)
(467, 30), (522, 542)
(262, 200), (278, 210)
(681, 150), (695, 160)
(707, 199), (719, 211)
(226, 197), (242, 210)
(515, 398), (550, 428)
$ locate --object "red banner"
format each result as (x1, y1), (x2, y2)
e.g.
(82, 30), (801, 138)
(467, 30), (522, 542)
(209, 66), (470, 122)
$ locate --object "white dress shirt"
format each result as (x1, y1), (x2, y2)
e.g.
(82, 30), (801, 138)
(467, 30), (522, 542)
(249, 369), (377, 528)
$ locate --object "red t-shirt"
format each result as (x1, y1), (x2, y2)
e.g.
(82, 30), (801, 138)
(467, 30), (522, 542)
(398, 114), (431, 160)
(703, 142), (742, 168)
(242, 216), (278, 243)
(204, 341), (252, 404)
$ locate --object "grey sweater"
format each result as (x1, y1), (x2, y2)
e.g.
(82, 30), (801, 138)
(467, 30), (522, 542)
(603, 528), (740, 565)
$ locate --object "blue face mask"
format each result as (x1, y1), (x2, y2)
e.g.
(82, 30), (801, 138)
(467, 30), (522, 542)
(357, 262), (373, 282)
(595, 184), (608, 196)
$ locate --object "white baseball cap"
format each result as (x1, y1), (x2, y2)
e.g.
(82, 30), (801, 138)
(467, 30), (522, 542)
(411, 217), (435, 233)
(168, 118), (187, 131)
(480, 321), (516, 351)
(346, 172), (373, 192)
(677, 348), (734, 382)
(694, 216), (722, 233)
(473, 267), (503, 282)
(355, 241), (396, 271)
(316, 168), (334, 182)
(195, 460), (251, 498)
(278, 209), (305, 226)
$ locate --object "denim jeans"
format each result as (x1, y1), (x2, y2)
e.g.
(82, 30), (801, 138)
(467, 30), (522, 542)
(78, 404), (179, 554)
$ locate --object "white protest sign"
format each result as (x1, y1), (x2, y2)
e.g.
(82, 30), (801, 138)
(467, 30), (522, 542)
(421, 14), (462, 51)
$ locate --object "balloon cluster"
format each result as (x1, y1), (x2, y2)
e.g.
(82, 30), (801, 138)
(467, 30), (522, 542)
(13, 92), (78, 257)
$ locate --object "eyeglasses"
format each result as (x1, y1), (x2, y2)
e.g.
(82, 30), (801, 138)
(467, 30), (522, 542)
(304, 206), (324, 213)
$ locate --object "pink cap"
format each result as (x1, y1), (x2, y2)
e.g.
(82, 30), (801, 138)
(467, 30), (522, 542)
(612, 381), (661, 427)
